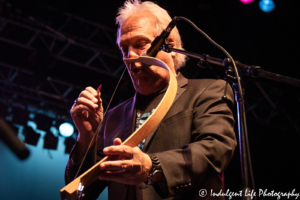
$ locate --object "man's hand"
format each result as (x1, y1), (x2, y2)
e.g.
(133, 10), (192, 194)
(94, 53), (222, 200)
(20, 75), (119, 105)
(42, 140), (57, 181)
(99, 138), (152, 185)
(70, 86), (103, 161)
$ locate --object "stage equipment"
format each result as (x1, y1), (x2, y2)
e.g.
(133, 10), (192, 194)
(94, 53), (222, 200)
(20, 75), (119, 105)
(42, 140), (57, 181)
(0, 119), (30, 160)
(259, 0), (275, 12)
(43, 131), (58, 150)
(59, 122), (74, 137)
(3, 120), (19, 134)
(23, 125), (41, 146)
(64, 136), (76, 154)
(142, 16), (179, 57)
(34, 113), (53, 131)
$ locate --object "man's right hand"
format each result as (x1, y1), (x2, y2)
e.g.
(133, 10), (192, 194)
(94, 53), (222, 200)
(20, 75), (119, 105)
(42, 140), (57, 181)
(70, 86), (103, 161)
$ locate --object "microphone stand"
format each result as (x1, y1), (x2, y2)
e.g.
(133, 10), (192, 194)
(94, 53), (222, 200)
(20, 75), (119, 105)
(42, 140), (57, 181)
(162, 44), (300, 200)
(162, 44), (300, 87)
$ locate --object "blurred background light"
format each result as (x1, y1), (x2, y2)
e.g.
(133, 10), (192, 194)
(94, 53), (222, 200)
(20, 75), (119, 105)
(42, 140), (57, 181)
(59, 122), (74, 137)
(240, 0), (254, 4)
(259, 0), (275, 12)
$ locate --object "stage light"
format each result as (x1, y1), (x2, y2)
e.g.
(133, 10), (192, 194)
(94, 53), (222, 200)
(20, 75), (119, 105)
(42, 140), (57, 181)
(34, 114), (53, 131)
(23, 125), (41, 146)
(64, 136), (76, 154)
(43, 131), (58, 150)
(240, 0), (254, 4)
(259, 0), (275, 12)
(59, 122), (74, 137)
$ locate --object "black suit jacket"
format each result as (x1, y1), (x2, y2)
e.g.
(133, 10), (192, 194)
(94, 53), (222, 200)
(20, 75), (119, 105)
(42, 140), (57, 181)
(65, 73), (237, 200)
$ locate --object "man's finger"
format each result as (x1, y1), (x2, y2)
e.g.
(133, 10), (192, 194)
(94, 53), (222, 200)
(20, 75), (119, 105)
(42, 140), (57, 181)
(114, 138), (122, 145)
(85, 86), (98, 97)
(71, 104), (95, 118)
(75, 97), (99, 110)
(103, 145), (133, 158)
(79, 90), (98, 104)
(99, 160), (133, 172)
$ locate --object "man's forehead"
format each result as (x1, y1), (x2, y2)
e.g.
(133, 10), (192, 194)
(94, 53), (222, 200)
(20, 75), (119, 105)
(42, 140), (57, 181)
(120, 14), (156, 34)
(121, 25), (143, 35)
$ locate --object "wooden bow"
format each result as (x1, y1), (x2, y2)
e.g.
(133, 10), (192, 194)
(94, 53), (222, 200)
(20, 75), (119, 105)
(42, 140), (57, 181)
(60, 56), (178, 200)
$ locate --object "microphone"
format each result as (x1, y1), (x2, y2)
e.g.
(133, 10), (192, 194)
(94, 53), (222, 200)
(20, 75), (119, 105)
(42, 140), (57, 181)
(142, 16), (179, 57)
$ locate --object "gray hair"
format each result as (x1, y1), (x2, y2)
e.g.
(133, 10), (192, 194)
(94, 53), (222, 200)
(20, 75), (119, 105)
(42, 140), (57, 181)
(116, 0), (187, 69)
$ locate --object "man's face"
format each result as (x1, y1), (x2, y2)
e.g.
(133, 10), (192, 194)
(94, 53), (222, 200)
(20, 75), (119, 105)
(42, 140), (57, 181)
(119, 14), (176, 95)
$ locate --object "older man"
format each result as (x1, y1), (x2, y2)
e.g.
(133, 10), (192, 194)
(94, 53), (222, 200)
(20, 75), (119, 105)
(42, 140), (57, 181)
(65, 0), (236, 199)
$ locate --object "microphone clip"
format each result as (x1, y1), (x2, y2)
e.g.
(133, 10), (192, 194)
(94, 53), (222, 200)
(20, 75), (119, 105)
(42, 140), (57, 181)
(161, 43), (173, 53)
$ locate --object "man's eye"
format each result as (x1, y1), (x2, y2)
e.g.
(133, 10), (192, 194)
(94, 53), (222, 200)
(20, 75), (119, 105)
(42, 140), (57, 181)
(133, 45), (143, 49)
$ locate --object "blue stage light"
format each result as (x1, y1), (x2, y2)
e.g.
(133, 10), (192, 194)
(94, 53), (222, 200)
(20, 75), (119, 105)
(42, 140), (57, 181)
(259, 0), (275, 12)
(59, 122), (74, 137)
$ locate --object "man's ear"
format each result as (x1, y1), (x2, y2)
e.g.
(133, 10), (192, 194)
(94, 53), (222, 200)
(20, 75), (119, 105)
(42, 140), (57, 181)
(166, 37), (176, 58)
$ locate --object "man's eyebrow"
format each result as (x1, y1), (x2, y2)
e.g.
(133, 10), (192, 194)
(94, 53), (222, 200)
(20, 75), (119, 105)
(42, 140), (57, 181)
(120, 35), (152, 46)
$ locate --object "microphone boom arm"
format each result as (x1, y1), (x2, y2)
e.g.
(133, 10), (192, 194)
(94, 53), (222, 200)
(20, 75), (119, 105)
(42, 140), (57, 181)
(162, 44), (300, 87)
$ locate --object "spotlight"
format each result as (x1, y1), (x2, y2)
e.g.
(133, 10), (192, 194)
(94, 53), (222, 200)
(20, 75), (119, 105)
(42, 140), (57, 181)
(59, 122), (74, 137)
(23, 125), (41, 146)
(34, 114), (53, 131)
(259, 0), (275, 12)
(43, 131), (58, 150)
(240, 0), (254, 4)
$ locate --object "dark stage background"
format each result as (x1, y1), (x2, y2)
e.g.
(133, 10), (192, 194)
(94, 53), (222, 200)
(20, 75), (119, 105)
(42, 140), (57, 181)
(0, 0), (300, 199)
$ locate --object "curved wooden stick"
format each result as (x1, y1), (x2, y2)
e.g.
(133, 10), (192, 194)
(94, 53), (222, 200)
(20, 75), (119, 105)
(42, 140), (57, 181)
(60, 56), (178, 200)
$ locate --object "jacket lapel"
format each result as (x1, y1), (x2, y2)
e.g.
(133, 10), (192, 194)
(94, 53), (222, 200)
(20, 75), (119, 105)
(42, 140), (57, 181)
(142, 73), (188, 151)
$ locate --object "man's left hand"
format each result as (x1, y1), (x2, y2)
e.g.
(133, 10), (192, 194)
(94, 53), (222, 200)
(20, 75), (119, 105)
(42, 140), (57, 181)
(98, 138), (152, 185)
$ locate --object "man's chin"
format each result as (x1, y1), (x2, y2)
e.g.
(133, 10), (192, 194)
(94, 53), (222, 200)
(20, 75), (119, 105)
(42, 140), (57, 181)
(135, 88), (153, 96)
(134, 85), (153, 95)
